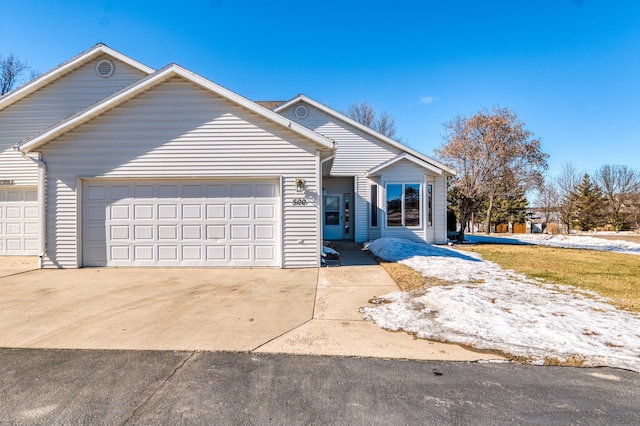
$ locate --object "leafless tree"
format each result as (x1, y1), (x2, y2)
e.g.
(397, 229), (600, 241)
(555, 163), (582, 233)
(346, 101), (397, 140)
(1, 53), (29, 95)
(594, 164), (640, 231)
(437, 107), (548, 241)
(534, 177), (560, 230)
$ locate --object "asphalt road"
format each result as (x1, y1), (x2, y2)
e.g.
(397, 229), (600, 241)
(0, 349), (637, 425)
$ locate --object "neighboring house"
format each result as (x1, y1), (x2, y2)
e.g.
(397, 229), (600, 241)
(1, 44), (454, 269)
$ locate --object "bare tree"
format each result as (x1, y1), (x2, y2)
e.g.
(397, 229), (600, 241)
(534, 177), (560, 231)
(594, 164), (640, 231)
(555, 162), (582, 233)
(437, 107), (548, 241)
(346, 101), (397, 140)
(1, 53), (29, 95)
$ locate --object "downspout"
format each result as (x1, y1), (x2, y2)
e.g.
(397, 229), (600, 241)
(15, 146), (47, 268)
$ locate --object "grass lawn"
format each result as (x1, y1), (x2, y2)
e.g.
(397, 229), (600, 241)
(458, 245), (640, 312)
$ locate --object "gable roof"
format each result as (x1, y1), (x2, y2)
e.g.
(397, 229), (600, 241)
(274, 94), (455, 176)
(19, 64), (335, 153)
(367, 153), (443, 176)
(0, 43), (155, 111)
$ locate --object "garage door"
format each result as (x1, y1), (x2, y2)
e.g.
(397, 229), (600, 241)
(0, 187), (39, 255)
(82, 180), (280, 267)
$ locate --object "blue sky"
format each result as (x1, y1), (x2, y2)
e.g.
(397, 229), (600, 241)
(1, 1), (639, 178)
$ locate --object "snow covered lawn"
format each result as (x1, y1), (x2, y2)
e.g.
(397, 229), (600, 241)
(362, 238), (640, 372)
(465, 233), (640, 255)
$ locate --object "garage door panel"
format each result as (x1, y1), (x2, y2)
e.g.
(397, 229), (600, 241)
(110, 205), (130, 220)
(158, 225), (177, 240)
(158, 245), (178, 261)
(255, 225), (275, 240)
(206, 245), (226, 261)
(159, 204), (178, 219)
(182, 205), (202, 219)
(134, 205), (154, 220)
(134, 246), (153, 261)
(182, 225), (202, 240)
(231, 204), (250, 219)
(82, 180), (279, 267)
(230, 225), (250, 240)
(206, 204), (225, 219)
(206, 225), (225, 240)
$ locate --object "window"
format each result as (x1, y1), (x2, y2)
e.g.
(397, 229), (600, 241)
(428, 184), (433, 226)
(370, 185), (378, 227)
(386, 183), (421, 227)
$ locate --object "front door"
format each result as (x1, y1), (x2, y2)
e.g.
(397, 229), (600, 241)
(323, 194), (343, 240)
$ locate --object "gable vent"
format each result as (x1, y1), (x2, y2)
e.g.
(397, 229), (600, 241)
(294, 105), (309, 119)
(96, 59), (115, 78)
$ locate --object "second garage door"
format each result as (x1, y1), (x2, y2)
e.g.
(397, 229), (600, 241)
(82, 179), (280, 267)
(0, 186), (39, 255)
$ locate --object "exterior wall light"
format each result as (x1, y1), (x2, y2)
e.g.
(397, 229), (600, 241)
(295, 178), (305, 193)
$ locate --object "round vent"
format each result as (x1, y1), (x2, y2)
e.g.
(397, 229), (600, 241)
(294, 105), (309, 119)
(96, 59), (115, 78)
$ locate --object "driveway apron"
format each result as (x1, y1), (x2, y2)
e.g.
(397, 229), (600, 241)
(0, 267), (317, 351)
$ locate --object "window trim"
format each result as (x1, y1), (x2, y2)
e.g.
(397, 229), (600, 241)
(385, 182), (422, 228)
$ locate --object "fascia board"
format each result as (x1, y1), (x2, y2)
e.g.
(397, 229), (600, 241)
(0, 43), (154, 111)
(367, 153), (443, 176)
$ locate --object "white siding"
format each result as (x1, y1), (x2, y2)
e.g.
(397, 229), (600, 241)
(433, 174), (448, 244)
(280, 104), (400, 175)
(354, 176), (369, 243)
(39, 77), (327, 268)
(0, 55), (148, 185)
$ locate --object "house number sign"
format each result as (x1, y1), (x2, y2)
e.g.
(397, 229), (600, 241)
(293, 198), (308, 206)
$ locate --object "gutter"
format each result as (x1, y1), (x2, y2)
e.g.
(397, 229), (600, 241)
(15, 146), (46, 268)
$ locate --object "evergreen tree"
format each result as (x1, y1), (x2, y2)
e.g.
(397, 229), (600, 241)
(493, 190), (529, 224)
(570, 174), (604, 231)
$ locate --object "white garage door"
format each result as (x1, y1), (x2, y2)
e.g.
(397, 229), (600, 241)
(82, 180), (280, 267)
(0, 187), (39, 255)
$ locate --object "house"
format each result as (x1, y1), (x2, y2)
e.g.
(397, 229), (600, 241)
(0, 44), (454, 269)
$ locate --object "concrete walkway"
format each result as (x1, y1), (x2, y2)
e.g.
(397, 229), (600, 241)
(255, 242), (503, 362)
(0, 249), (503, 362)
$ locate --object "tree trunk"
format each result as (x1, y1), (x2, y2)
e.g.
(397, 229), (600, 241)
(485, 196), (494, 235)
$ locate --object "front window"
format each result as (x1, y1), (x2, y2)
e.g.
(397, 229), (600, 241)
(386, 183), (421, 227)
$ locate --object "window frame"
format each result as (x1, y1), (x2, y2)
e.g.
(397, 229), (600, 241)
(385, 182), (422, 228)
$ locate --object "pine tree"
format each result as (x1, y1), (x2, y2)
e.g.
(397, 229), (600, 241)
(570, 174), (604, 231)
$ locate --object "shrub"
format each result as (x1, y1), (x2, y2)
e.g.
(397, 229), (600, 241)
(546, 222), (560, 235)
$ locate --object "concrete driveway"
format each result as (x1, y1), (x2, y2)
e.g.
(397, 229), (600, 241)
(0, 267), (317, 351)
(0, 248), (503, 362)
(0, 256), (39, 278)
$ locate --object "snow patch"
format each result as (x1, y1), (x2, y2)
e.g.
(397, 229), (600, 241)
(363, 238), (640, 372)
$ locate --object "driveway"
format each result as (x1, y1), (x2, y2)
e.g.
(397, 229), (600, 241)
(0, 256), (39, 278)
(0, 267), (317, 351)
(0, 248), (503, 362)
